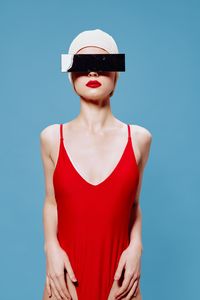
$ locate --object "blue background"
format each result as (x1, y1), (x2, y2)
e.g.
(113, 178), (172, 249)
(0, 0), (199, 299)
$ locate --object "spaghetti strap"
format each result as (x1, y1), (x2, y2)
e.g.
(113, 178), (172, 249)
(127, 124), (131, 139)
(60, 124), (64, 140)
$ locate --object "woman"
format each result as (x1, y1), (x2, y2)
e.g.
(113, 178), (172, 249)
(40, 29), (152, 300)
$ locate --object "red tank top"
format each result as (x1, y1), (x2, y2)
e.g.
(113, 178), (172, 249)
(53, 123), (139, 300)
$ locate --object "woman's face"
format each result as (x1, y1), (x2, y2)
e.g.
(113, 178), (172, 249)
(70, 46), (117, 100)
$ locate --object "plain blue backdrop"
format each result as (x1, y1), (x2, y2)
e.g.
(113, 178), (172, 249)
(0, 0), (199, 299)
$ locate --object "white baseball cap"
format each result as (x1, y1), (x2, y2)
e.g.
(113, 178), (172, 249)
(64, 29), (120, 92)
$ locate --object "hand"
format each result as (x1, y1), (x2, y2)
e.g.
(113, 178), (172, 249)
(45, 241), (78, 300)
(113, 243), (142, 299)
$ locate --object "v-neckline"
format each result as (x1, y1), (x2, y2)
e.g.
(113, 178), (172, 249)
(61, 124), (130, 188)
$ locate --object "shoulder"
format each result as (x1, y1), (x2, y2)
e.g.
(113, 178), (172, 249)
(130, 123), (153, 165)
(130, 124), (152, 144)
(39, 123), (60, 152)
(40, 123), (60, 140)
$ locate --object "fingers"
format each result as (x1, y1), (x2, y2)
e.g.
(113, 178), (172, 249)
(54, 273), (72, 299)
(46, 275), (52, 298)
(49, 277), (63, 300)
(133, 280), (140, 298)
(125, 279), (138, 299)
(114, 255), (125, 280)
(114, 271), (132, 299)
(48, 273), (72, 300)
(121, 279), (141, 300)
(64, 256), (77, 283)
(115, 275), (135, 299)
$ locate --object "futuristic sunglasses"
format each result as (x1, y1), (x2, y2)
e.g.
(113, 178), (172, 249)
(61, 53), (125, 73)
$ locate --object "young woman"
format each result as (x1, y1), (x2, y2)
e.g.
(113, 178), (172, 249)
(40, 29), (152, 300)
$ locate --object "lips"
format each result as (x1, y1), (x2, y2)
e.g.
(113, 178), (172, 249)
(86, 80), (102, 88)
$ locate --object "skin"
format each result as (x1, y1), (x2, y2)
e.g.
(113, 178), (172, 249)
(40, 46), (152, 300)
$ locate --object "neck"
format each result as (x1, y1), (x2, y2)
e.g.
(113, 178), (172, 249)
(73, 96), (117, 131)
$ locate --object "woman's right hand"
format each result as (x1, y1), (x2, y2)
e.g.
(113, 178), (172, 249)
(45, 241), (77, 300)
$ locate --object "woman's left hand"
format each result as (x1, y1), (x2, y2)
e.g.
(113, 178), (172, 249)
(113, 243), (142, 299)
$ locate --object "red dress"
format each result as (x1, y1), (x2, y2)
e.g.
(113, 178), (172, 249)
(53, 123), (140, 300)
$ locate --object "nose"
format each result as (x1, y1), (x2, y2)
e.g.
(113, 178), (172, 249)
(88, 71), (99, 77)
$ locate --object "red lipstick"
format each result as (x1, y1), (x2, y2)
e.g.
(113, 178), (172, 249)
(86, 80), (102, 88)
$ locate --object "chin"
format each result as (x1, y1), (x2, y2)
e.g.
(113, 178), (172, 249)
(77, 89), (111, 100)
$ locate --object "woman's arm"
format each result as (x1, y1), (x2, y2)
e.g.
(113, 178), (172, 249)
(40, 127), (59, 252)
(40, 126), (77, 300)
(129, 127), (152, 253)
(43, 200), (59, 252)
